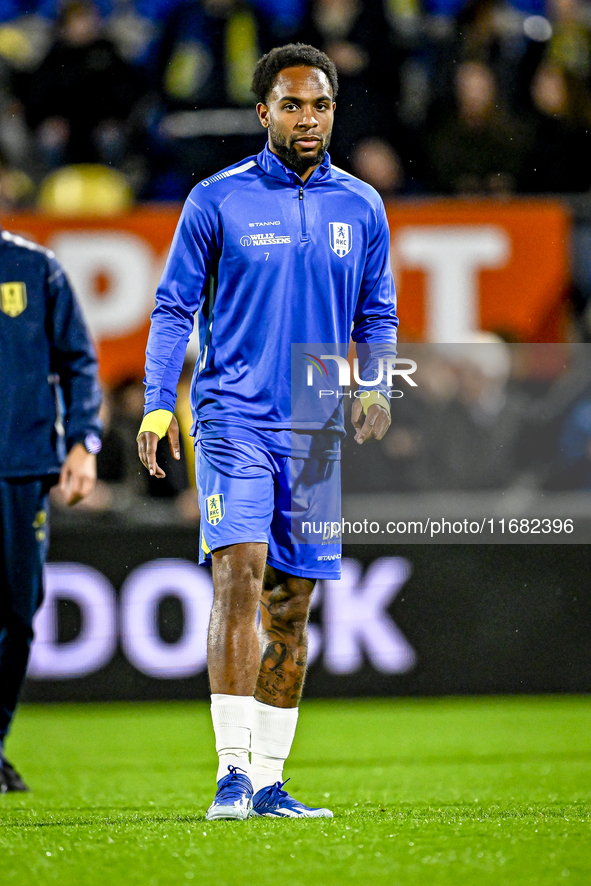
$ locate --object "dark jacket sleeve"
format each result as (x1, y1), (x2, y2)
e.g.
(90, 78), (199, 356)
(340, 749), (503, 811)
(46, 254), (102, 450)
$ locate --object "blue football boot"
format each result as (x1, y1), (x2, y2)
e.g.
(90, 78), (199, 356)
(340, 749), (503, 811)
(205, 765), (253, 821)
(252, 779), (333, 818)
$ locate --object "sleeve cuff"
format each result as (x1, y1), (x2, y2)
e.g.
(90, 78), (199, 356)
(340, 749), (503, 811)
(137, 409), (174, 440)
(361, 392), (391, 416)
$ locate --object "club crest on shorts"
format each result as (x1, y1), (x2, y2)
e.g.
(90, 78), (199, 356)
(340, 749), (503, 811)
(0, 281), (27, 317)
(329, 223), (352, 257)
(205, 494), (225, 525)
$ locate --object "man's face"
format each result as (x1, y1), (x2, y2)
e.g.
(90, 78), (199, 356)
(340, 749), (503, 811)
(257, 66), (336, 180)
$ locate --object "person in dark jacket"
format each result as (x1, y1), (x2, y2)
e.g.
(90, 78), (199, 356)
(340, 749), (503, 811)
(0, 226), (102, 792)
(23, 0), (140, 168)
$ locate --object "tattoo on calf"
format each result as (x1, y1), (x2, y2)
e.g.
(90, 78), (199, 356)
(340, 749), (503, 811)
(263, 641), (288, 673)
(256, 631), (308, 706)
(255, 582), (313, 706)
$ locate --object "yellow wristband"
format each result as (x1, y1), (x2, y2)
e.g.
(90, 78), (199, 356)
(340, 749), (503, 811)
(361, 392), (391, 416)
(137, 409), (174, 440)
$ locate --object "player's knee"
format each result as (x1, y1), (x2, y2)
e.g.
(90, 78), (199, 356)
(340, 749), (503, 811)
(213, 573), (260, 612)
(213, 546), (265, 589)
(212, 560), (265, 624)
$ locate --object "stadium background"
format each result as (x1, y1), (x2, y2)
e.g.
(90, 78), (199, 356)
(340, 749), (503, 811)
(0, 0), (590, 703)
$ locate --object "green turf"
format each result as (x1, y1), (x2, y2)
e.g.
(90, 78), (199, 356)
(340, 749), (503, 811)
(0, 697), (590, 885)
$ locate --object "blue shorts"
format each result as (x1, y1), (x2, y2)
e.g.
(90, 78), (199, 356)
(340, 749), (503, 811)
(196, 437), (341, 579)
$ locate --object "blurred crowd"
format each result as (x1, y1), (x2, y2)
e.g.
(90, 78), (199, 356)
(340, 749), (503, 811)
(1, 0), (591, 206)
(3, 1), (591, 519)
(342, 341), (591, 495)
(51, 370), (203, 523)
(49, 342), (591, 526)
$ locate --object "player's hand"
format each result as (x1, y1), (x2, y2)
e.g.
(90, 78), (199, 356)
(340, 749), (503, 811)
(59, 443), (97, 506)
(137, 414), (180, 478)
(351, 399), (391, 444)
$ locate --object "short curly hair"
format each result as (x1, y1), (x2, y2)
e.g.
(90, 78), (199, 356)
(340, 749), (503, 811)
(252, 44), (339, 104)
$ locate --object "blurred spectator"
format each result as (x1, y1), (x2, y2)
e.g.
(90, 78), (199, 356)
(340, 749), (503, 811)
(0, 146), (34, 209)
(434, 337), (534, 489)
(518, 62), (591, 192)
(2, 0), (591, 202)
(158, 0), (261, 110)
(0, 1), (176, 77)
(342, 346), (458, 493)
(143, 0), (265, 196)
(453, 0), (526, 103)
(343, 338), (541, 493)
(304, 0), (395, 165)
(109, 377), (189, 501)
(543, 385), (591, 489)
(375, 346), (460, 491)
(67, 377), (197, 520)
(425, 59), (526, 194)
(524, 345), (591, 488)
(547, 0), (591, 80)
(102, 0), (177, 72)
(349, 137), (406, 196)
(249, 0), (311, 49)
(22, 0), (141, 170)
(0, 11), (44, 181)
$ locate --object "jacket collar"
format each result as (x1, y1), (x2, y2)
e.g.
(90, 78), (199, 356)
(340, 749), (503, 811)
(257, 142), (332, 186)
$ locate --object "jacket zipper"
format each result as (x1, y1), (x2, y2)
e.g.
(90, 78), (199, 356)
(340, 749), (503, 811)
(298, 186), (309, 242)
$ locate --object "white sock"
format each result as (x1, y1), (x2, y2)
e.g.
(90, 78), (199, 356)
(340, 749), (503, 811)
(210, 693), (253, 782)
(250, 699), (299, 795)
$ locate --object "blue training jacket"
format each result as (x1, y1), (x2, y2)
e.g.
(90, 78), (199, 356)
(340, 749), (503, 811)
(144, 145), (398, 437)
(0, 228), (102, 478)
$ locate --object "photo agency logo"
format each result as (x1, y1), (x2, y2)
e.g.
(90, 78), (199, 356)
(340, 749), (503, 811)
(303, 353), (418, 400)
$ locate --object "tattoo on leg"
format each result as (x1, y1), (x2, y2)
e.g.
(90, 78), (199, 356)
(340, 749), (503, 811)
(257, 643), (307, 705)
(255, 581), (313, 706)
(262, 641), (288, 673)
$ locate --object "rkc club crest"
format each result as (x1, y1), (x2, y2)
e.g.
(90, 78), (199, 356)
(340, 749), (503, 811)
(0, 282), (27, 317)
(329, 223), (352, 257)
(205, 493), (225, 525)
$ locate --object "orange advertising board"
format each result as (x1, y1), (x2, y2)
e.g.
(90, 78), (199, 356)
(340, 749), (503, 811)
(387, 199), (570, 344)
(2, 199), (570, 385)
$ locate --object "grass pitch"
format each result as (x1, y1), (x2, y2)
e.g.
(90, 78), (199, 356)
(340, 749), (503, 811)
(1, 697), (590, 885)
